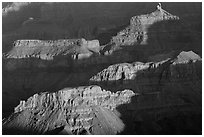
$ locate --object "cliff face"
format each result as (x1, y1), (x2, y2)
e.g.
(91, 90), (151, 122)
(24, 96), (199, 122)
(3, 86), (135, 135)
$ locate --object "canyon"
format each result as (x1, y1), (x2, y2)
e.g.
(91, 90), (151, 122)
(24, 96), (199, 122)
(2, 3), (202, 135)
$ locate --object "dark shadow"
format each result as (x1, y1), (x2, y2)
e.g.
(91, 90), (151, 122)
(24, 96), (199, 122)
(2, 123), (65, 135)
(116, 94), (202, 134)
(3, 127), (37, 135)
(95, 24), (128, 45)
(145, 19), (202, 57)
(45, 126), (65, 135)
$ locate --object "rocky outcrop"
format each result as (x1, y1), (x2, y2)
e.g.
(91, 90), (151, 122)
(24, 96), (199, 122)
(3, 86), (135, 135)
(102, 5), (179, 55)
(173, 51), (201, 64)
(90, 51), (201, 91)
(90, 61), (161, 82)
(6, 38), (100, 60)
(3, 38), (102, 70)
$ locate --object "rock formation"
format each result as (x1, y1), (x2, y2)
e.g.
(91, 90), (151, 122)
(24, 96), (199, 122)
(90, 51), (201, 92)
(3, 86), (135, 135)
(6, 38), (100, 60)
(102, 4), (179, 55)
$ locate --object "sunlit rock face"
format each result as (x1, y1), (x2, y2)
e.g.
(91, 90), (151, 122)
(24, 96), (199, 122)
(100, 6), (180, 56)
(3, 86), (135, 135)
(6, 38), (100, 60)
(111, 7), (179, 46)
(102, 5), (201, 57)
(4, 38), (101, 70)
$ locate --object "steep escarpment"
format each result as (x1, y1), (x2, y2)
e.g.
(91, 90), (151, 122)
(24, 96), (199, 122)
(3, 86), (135, 135)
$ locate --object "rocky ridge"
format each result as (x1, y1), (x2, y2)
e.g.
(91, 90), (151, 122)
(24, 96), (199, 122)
(89, 50), (202, 115)
(90, 51), (201, 82)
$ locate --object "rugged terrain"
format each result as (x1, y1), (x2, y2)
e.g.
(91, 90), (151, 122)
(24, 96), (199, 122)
(2, 3), (202, 135)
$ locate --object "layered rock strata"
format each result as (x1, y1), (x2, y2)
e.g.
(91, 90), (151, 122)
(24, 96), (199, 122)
(6, 38), (100, 60)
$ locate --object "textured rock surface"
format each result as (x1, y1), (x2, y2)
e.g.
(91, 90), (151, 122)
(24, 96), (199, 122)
(3, 38), (102, 70)
(89, 50), (202, 117)
(6, 38), (100, 60)
(3, 86), (135, 135)
(90, 51), (201, 81)
(101, 6), (180, 55)
(111, 7), (179, 46)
